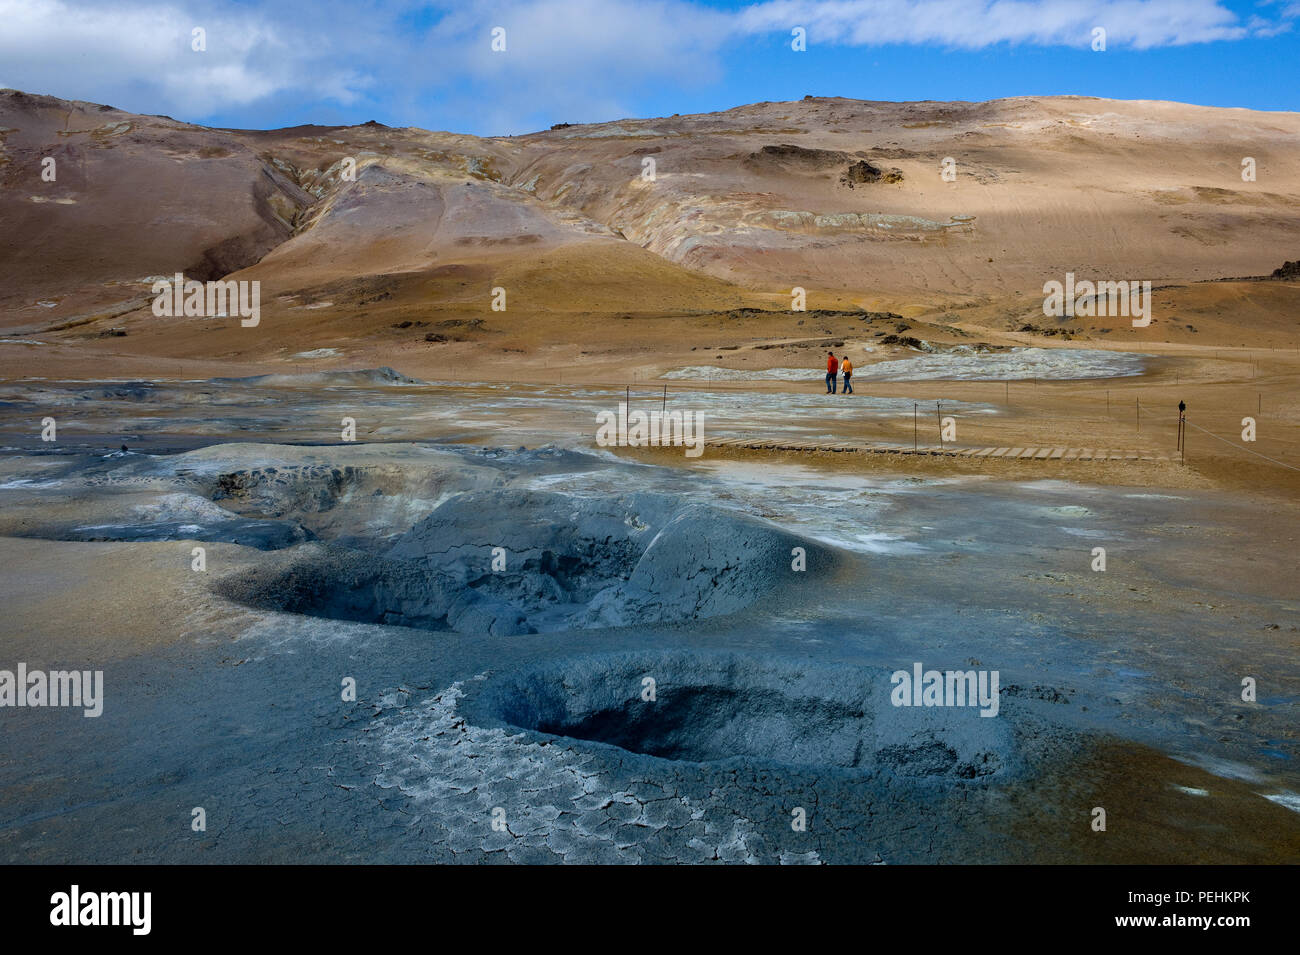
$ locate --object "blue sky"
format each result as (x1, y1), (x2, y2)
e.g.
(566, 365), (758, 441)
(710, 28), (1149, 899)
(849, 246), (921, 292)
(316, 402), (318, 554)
(2, 0), (1297, 134)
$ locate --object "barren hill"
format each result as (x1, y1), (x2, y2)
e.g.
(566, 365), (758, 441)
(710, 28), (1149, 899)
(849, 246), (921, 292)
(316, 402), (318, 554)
(2, 88), (1298, 377)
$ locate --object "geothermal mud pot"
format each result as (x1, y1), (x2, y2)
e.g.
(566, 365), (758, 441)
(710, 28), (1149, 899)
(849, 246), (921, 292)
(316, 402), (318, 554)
(352, 652), (1059, 864)
(185, 454), (1055, 863)
(3, 422), (1298, 864)
(215, 477), (838, 634)
(474, 653), (1014, 777)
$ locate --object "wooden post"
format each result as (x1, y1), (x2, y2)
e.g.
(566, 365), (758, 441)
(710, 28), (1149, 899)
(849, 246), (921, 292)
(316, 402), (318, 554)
(1177, 402), (1186, 459)
(913, 403), (918, 451)
(936, 401), (943, 448)
(661, 385), (667, 416)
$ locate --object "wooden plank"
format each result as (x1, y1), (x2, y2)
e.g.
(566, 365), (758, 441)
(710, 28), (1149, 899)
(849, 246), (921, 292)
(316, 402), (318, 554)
(698, 437), (1168, 464)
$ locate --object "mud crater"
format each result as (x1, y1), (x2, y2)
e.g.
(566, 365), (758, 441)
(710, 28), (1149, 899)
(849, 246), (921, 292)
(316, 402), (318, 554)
(473, 653), (1017, 776)
(215, 488), (836, 635)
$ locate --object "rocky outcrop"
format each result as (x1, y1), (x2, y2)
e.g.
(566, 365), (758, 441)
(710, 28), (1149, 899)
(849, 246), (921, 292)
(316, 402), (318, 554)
(744, 143), (853, 172)
(840, 159), (904, 187)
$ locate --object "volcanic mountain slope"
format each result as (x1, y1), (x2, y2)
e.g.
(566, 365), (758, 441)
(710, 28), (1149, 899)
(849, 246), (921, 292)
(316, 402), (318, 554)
(1, 88), (1298, 370)
(516, 97), (1300, 304)
(0, 90), (313, 306)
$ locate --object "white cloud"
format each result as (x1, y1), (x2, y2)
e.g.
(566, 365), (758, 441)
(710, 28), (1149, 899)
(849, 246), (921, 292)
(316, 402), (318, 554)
(0, 0), (380, 116)
(734, 1), (1250, 49)
(409, 0), (732, 128)
(0, 0), (1288, 132)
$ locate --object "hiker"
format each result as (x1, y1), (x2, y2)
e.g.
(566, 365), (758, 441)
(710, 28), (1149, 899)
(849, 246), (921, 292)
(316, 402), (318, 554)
(826, 351), (838, 394)
(840, 355), (853, 394)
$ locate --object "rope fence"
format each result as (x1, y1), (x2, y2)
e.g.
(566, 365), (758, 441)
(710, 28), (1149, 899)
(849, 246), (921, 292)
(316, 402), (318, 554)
(1182, 419), (1300, 473)
(619, 382), (1299, 472)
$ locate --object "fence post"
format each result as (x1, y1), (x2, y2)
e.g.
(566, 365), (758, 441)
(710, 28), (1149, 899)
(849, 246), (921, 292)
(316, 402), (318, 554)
(1178, 401), (1186, 463)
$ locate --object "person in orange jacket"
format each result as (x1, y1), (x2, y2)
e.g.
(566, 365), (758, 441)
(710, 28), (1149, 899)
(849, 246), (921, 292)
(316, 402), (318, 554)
(840, 355), (853, 394)
(826, 351), (839, 394)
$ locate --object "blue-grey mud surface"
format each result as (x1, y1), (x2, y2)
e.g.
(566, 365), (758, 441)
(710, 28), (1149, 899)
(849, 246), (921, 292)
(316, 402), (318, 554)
(0, 371), (1297, 863)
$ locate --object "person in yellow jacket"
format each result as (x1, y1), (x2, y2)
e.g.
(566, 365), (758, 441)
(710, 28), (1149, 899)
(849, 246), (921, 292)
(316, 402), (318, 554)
(840, 355), (854, 394)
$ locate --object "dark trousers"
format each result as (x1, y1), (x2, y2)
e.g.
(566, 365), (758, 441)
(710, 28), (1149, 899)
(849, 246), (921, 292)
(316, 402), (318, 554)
(826, 372), (837, 394)
(842, 373), (852, 394)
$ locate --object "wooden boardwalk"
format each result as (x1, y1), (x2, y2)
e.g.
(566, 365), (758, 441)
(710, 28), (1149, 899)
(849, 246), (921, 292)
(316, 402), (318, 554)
(705, 437), (1173, 462)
